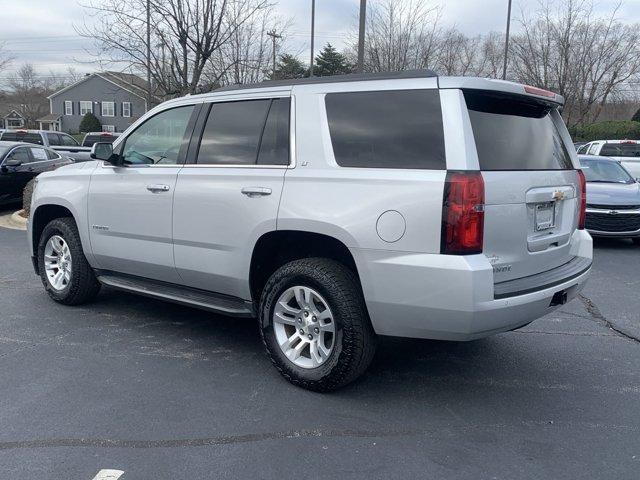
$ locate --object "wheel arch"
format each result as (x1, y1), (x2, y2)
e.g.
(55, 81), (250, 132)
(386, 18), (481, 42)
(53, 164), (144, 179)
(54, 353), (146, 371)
(249, 229), (362, 303)
(31, 203), (78, 271)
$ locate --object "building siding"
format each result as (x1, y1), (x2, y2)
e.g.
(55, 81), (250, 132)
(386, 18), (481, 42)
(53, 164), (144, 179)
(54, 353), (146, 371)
(50, 75), (147, 133)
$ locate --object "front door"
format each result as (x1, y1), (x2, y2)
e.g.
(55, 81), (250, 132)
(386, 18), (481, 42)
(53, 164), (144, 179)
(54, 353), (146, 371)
(87, 104), (197, 283)
(173, 97), (291, 299)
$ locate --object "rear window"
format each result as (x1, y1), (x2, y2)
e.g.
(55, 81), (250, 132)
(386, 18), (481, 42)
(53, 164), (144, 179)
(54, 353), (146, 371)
(83, 134), (117, 147)
(600, 143), (640, 158)
(465, 91), (573, 170)
(325, 89), (445, 169)
(1, 131), (44, 145)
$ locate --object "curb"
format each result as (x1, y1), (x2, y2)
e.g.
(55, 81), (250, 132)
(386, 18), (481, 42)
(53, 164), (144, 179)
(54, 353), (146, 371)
(0, 210), (27, 231)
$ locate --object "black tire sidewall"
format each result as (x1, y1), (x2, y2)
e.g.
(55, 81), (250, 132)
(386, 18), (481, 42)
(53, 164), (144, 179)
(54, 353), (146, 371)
(37, 219), (81, 301)
(259, 259), (372, 389)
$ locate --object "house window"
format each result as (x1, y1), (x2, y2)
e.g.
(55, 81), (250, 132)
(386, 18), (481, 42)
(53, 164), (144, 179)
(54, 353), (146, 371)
(80, 101), (93, 115)
(102, 125), (115, 133)
(122, 102), (131, 117)
(101, 101), (115, 117)
(64, 101), (73, 116)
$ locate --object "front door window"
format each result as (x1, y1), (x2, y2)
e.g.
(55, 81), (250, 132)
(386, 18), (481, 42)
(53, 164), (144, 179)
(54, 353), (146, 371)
(120, 106), (194, 165)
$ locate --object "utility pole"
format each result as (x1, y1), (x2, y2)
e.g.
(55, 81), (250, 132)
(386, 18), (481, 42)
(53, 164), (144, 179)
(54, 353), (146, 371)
(267, 29), (282, 79)
(357, 0), (367, 73)
(146, 0), (152, 110)
(309, 0), (315, 77)
(502, 0), (513, 80)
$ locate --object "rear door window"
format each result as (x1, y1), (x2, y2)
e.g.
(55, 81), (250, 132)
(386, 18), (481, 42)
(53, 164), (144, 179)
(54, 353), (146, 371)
(60, 134), (79, 147)
(325, 89), (445, 169)
(465, 90), (573, 170)
(1, 132), (44, 144)
(257, 98), (290, 166)
(197, 100), (271, 165)
(47, 133), (61, 146)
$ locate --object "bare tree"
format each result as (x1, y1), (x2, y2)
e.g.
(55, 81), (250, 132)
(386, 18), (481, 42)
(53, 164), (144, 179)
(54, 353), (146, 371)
(7, 64), (51, 127)
(0, 42), (11, 71)
(510, 0), (640, 127)
(361, 0), (441, 72)
(77, 0), (272, 98)
(207, 7), (292, 86)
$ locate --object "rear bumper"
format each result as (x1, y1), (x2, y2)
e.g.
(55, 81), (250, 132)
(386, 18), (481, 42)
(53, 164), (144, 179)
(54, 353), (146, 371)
(352, 230), (593, 341)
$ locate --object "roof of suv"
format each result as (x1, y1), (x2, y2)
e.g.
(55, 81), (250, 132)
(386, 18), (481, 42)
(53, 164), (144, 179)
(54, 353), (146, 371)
(156, 71), (565, 112)
(214, 69), (438, 92)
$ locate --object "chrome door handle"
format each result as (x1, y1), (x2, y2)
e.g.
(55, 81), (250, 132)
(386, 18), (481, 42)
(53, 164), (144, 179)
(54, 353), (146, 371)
(241, 187), (272, 197)
(146, 184), (170, 193)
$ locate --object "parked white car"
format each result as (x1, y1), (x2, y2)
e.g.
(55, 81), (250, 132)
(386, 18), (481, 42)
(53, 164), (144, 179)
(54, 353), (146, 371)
(27, 71), (593, 390)
(578, 140), (640, 179)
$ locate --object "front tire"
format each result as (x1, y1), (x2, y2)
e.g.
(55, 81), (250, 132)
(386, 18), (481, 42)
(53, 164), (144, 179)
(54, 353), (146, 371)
(259, 258), (376, 392)
(632, 238), (640, 246)
(37, 217), (101, 305)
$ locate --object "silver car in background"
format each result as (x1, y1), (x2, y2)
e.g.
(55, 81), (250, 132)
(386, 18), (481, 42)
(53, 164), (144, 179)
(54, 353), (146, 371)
(579, 154), (640, 244)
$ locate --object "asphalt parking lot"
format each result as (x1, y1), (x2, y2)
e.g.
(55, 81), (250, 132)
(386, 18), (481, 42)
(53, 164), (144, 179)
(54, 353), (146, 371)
(1, 206), (639, 479)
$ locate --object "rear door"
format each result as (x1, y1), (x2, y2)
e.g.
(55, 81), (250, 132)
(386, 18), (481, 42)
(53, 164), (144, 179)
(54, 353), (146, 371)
(463, 89), (581, 283)
(172, 95), (290, 299)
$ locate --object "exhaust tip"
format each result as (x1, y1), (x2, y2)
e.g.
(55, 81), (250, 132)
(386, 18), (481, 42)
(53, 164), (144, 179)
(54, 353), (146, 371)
(550, 290), (568, 307)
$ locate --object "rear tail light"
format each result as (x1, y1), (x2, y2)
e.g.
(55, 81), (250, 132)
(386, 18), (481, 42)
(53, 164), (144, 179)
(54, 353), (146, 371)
(441, 171), (485, 255)
(577, 169), (587, 230)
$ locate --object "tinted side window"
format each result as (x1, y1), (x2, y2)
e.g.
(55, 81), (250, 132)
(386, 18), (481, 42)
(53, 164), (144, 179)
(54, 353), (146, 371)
(325, 90), (445, 169)
(47, 133), (61, 146)
(257, 98), (290, 165)
(60, 134), (79, 146)
(198, 100), (271, 165)
(121, 105), (194, 165)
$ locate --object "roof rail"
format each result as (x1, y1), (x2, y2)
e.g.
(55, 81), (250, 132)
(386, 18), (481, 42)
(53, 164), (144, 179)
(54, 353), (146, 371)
(214, 69), (438, 93)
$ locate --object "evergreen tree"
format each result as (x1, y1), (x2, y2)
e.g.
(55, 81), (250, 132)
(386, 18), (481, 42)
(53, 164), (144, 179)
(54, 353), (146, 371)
(632, 107), (640, 123)
(78, 112), (102, 133)
(314, 43), (353, 77)
(270, 54), (308, 80)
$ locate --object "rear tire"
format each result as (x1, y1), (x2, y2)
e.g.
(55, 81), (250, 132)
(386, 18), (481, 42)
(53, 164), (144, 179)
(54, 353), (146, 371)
(37, 217), (101, 305)
(632, 238), (640, 246)
(259, 258), (377, 392)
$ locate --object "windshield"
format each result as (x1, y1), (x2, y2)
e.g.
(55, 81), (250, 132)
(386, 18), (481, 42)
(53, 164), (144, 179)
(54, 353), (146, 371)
(579, 158), (635, 184)
(600, 143), (640, 157)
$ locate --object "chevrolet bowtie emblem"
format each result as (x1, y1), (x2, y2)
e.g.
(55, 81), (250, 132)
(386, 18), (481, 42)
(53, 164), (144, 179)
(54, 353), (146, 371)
(552, 190), (565, 201)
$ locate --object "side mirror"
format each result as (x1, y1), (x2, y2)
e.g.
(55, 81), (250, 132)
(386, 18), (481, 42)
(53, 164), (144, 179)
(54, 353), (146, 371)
(90, 142), (120, 165)
(4, 157), (22, 167)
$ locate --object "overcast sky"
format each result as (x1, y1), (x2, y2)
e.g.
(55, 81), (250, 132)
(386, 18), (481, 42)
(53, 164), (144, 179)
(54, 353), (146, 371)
(1, 0), (639, 83)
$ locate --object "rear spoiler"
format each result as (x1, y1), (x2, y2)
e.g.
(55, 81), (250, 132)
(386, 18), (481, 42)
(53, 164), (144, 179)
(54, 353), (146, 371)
(438, 77), (564, 106)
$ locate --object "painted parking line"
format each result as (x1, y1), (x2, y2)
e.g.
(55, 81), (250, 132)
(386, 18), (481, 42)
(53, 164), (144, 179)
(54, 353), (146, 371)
(91, 469), (125, 480)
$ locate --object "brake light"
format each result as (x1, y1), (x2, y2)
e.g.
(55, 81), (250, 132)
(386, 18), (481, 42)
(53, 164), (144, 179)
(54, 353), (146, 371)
(441, 171), (485, 255)
(577, 170), (587, 230)
(523, 85), (556, 99)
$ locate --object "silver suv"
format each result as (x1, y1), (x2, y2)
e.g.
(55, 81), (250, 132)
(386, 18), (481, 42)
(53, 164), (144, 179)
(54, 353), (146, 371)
(28, 71), (593, 391)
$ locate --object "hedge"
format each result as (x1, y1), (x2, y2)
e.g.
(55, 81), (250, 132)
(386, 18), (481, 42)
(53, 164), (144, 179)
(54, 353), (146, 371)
(573, 121), (640, 142)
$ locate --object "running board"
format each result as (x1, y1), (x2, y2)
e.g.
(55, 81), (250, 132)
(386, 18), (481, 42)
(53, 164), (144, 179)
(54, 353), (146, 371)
(96, 272), (255, 317)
